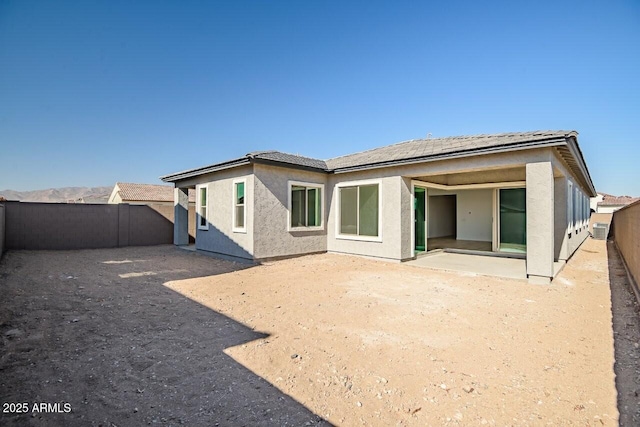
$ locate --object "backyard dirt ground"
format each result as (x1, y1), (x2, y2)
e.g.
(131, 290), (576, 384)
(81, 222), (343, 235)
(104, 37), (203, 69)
(0, 238), (638, 426)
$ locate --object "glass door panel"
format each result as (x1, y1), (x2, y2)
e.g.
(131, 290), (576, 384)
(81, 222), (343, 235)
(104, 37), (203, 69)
(499, 188), (526, 253)
(415, 188), (426, 252)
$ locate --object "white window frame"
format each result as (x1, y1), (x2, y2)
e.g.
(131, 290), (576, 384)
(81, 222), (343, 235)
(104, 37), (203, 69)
(335, 178), (383, 242)
(197, 185), (209, 230)
(567, 181), (573, 237)
(287, 180), (325, 231)
(585, 195), (589, 229)
(232, 178), (247, 233)
(574, 186), (579, 234)
(579, 191), (584, 229)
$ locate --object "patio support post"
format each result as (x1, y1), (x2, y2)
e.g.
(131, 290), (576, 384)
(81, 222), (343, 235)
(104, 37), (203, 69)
(174, 187), (189, 246)
(526, 162), (554, 283)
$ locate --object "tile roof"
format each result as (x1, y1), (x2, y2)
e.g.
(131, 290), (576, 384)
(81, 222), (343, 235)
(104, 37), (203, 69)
(598, 194), (639, 206)
(248, 150), (328, 170)
(325, 130), (576, 171)
(161, 130), (590, 191)
(116, 182), (195, 203)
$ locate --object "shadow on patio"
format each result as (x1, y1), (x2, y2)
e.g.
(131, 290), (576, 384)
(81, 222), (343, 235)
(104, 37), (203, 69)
(0, 245), (331, 426)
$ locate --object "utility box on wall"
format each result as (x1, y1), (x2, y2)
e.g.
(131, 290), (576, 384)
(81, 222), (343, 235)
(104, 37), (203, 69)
(593, 223), (609, 240)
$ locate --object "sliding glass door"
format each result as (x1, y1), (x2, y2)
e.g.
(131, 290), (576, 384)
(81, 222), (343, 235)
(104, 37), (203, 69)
(414, 187), (426, 252)
(499, 188), (526, 253)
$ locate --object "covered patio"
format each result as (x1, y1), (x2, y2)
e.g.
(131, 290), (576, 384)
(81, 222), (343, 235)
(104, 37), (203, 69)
(407, 251), (566, 280)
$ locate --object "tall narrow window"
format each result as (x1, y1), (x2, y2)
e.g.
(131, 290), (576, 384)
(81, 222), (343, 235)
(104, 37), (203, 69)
(338, 181), (380, 239)
(289, 182), (323, 229)
(197, 186), (208, 230)
(233, 180), (246, 232)
(574, 187), (579, 234)
(579, 192), (584, 229)
(567, 181), (573, 237)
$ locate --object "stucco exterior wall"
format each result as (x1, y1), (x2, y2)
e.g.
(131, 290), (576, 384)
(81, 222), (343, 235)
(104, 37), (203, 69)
(399, 177), (413, 260)
(611, 201), (640, 286)
(550, 151), (591, 261)
(327, 171), (406, 261)
(526, 162), (555, 281)
(323, 147), (576, 262)
(553, 176), (569, 261)
(252, 164), (328, 259)
(596, 205), (623, 214)
(182, 165), (254, 259)
(425, 189), (493, 242)
(456, 190), (493, 242)
(166, 145), (594, 264)
(427, 195), (456, 238)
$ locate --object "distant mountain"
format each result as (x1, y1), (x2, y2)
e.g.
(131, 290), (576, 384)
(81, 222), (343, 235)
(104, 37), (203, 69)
(0, 186), (112, 203)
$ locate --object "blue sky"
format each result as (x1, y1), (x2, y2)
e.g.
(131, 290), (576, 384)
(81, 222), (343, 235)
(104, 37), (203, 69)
(1, 0), (638, 195)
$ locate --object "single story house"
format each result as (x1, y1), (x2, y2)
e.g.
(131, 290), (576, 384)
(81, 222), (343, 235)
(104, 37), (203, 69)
(161, 130), (596, 283)
(590, 192), (639, 214)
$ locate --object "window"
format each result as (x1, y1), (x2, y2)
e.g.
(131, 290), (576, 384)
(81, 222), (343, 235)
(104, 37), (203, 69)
(197, 185), (208, 230)
(574, 187), (579, 234)
(337, 180), (381, 240)
(567, 181), (573, 237)
(288, 181), (324, 230)
(585, 196), (589, 228)
(233, 179), (246, 232)
(579, 192), (584, 229)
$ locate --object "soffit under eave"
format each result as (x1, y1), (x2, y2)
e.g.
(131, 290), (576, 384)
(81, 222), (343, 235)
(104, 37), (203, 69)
(553, 144), (596, 196)
(169, 164), (254, 189)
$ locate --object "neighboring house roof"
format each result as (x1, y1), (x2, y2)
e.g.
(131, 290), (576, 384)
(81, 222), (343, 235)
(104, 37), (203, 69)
(113, 182), (195, 203)
(161, 130), (595, 195)
(597, 194), (639, 207)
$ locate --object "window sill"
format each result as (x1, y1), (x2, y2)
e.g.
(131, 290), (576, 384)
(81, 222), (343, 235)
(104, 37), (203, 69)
(335, 234), (382, 243)
(198, 226), (209, 231)
(232, 228), (247, 234)
(288, 226), (324, 232)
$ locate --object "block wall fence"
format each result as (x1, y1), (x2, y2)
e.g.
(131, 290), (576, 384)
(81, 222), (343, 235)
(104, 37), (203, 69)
(0, 204), (5, 257)
(2, 201), (174, 251)
(611, 200), (640, 288)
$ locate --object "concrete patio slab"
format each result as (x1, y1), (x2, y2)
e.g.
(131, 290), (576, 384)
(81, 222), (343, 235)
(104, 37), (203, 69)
(407, 251), (565, 281)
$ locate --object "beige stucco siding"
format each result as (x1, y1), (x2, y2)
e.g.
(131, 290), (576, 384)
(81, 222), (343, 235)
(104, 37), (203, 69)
(185, 166), (255, 259)
(325, 149), (557, 262)
(252, 164), (328, 259)
(426, 188), (493, 242)
(549, 151), (591, 261)
(327, 172), (406, 261)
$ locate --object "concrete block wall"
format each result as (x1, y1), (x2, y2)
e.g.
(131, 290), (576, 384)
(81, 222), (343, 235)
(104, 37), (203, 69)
(4, 202), (173, 250)
(129, 205), (173, 246)
(612, 200), (640, 287)
(146, 203), (196, 242)
(0, 203), (5, 258)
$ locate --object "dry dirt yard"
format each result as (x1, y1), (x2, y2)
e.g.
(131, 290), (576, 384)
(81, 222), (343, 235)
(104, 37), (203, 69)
(0, 239), (637, 426)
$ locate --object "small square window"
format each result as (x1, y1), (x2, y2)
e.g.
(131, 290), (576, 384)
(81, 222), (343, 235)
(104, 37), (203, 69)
(289, 182), (323, 229)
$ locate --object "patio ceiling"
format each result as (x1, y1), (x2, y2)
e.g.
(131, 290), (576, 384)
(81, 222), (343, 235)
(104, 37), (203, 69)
(413, 166), (526, 186)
